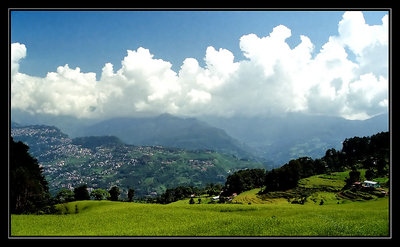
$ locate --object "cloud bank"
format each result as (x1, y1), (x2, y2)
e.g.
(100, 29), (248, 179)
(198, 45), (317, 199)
(11, 11), (388, 120)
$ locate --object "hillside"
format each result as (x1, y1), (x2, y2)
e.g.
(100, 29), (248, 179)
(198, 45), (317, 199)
(231, 169), (388, 206)
(11, 111), (388, 167)
(11, 124), (267, 197)
(201, 112), (389, 165)
(75, 114), (258, 160)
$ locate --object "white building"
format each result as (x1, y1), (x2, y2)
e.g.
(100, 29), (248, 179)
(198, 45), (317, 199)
(363, 180), (381, 188)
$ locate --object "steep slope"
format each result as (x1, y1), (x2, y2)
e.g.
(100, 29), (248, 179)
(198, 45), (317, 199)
(77, 113), (257, 160)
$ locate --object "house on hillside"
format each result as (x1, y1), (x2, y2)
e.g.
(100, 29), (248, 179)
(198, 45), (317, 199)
(363, 180), (381, 188)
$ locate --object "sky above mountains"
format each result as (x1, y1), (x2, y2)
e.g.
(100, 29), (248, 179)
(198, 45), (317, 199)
(11, 10), (389, 120)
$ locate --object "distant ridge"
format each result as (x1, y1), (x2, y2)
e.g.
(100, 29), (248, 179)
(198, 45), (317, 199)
(78, 114), (257, 160)
(200, 112), (389, 165)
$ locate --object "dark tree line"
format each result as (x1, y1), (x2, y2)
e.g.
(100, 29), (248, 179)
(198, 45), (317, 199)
(55, 185), (132, 203)
(154, 184), (223, 204)
(261, 131), (389, 193)
(222, 168), (265, 196)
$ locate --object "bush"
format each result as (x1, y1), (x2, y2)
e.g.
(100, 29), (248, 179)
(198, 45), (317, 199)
(90, 189), (110, 200)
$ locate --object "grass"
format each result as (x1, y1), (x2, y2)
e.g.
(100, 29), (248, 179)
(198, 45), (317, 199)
(232, 188), (288, 205)
(11, 197), (389, 236)
(11, 169), (390, 237)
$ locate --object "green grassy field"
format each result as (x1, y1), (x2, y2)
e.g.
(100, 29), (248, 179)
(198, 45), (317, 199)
(11, 170), (390, 237)
(11, 197), (389, 237)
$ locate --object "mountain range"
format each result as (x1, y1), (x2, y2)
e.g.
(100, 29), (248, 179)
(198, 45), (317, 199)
(10, 111), (389, 197)
(75, 113), (256, 160)
(11, 111), (389, 166)
(200, 112), (389, 165)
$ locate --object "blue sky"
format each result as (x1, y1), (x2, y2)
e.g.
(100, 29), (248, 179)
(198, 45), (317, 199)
(11, 10), (387, 77)
(11, 10), (389, 120)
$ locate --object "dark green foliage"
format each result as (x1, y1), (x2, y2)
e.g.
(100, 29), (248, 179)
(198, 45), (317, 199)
(218, 196), (227, 204)
(263, 157), (320, 193)
(365, 169), (376, 180)
(323, 148), (345, 172)
(156, 186), (200, 204)
(205, 183), (223, 197)
(108, 186), (120, 201)
(342, 132), (389, 171)
(90, 188), (110, 200)
(223, 169), (266, 196)
(73, 184), (90, 201)
(342, 136), (370, 166)
(127, 188), (135, 202)
(10, 137), (51, 214)
(343, 168), (361, 190)
(56, 188), (75, 203)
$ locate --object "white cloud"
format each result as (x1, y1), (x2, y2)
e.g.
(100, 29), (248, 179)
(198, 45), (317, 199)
(11, 43), (26, 76)
(11, 11), (388, 120)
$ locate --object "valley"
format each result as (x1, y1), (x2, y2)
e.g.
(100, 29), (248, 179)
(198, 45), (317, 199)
(11, 124), (267, 198)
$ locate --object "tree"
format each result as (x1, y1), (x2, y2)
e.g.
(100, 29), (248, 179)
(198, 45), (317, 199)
(10, 138), (51, 214)
(343, 168), (361, 190)
(323, 148), (344, 172)
(108, 186), (120, 201)
(223, 169), (266, 195)
(74, 184), (90, 201)
(127, 188), (135, 202)
(90, 188), (110, 200)
(365, 169), (376, 180)
(56, 188), (75, 203)
(375, 155), (387, 176)
(205, 183), (222, 197)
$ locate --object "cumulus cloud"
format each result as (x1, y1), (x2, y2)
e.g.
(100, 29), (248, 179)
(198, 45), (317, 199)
(11, 42), (26, 76)
(11, 11), (388, 120)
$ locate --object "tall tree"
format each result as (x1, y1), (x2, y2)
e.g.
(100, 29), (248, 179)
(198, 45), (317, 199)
(74, 184), (90, 201)
(108, 186), (120, 201)
(10, 137), (50, 213)
(127, 188), (135, 202)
